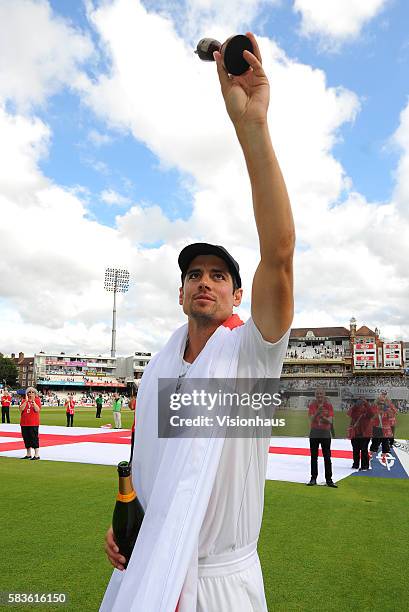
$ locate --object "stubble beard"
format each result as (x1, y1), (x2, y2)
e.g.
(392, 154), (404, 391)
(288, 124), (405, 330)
(189, 297), (223, 328)
(190, 309), (218, 329)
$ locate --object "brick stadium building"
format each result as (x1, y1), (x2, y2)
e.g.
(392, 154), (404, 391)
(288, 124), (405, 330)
(283, 318), (405, 380)
(10, 352), (35, 388)
(281, 318), (407, 408)
(404, 342), (409, 374)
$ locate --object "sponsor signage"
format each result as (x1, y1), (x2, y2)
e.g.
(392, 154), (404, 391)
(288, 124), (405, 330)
(45, 360), (87, 366)
(341, 386), (408, 401)
(37, 379), (125, 388)
(86, 362), (115, 368)
(37, 380), (84, 386)
(85, 381), (126, 387)
(86, 371), (113, 377)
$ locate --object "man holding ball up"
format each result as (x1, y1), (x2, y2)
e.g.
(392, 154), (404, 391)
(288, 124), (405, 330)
(102, 32), (295, 612)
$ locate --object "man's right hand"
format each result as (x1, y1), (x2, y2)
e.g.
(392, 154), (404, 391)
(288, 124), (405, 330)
(105, 526), (126, 571)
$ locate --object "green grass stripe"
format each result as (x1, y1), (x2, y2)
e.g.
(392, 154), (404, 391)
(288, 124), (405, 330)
(5, 407), (409, 438)
(260, 478), (409, 611)
(0, 458), (114, 611)
(0, 458), (408, 610)
(2, 407), (135, 430)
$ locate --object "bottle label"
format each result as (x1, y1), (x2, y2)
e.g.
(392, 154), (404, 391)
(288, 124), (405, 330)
(116, 491), (137, 503)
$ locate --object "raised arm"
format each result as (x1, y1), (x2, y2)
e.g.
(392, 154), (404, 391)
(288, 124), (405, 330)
(215, 32), (295, 342)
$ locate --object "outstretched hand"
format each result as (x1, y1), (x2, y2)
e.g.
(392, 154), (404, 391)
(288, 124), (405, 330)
(214, 32), (269, 129)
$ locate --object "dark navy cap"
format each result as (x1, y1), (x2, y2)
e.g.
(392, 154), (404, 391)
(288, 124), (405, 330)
(178, 243), (241, 288)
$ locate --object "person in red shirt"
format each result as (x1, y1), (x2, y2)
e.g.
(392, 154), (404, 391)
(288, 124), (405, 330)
(1, 388), (12, 424)
(347, 397), (374, 471)
(307, 387), (337, 487)
(19, 387), (41, 460)
(64, 394), (75, 427)
(386, 395), (398, 447)
(370, 392), (393, 455)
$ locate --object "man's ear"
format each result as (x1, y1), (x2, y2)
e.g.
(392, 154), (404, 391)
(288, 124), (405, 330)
(179, 286), (184, 305)
(233, 288), (243, 307)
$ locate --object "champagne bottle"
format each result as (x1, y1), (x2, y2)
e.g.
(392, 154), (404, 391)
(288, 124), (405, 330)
(112, 461), (144, 568)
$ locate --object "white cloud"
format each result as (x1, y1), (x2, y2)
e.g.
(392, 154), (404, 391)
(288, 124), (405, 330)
(0, 103), (134, 346)
(392, 100), (409, 218)
(88, 129), (113, 146)
(0, 103), (193, 354)
(82, 0), (360, 235)
(117, 204), (188, 243)
(81, 0), (361, 267)
(1, 0), (409, 357)
(143, 0), (280, 41)
(0, 0), (93, 109)
(82, 0), (240, 181)
(82, 157), (110, 175)
(80, 0), (409, 344)
(0, 106), (49, 197)
(293, 0), (390, 47)
(101, 189), (131, 206)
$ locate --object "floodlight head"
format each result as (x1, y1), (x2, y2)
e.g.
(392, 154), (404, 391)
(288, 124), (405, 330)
(104, 267), (130, 293)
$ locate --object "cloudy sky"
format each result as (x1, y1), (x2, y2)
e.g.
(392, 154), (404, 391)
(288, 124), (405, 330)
(1, 0), (408, 356)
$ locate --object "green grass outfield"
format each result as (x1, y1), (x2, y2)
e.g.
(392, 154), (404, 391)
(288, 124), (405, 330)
(274, 409), (409, 439)
(0, 458), (408, 611)
(5, 406), (409, 438)
(4, 406), (135, 430)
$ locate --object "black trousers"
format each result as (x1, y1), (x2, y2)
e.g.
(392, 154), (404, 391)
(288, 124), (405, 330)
(1, 406), (10, 423)
(309, 436), (332, 480)
(21, 426), (39, 449)
(66, 413), (74, 427)
(351, 437), (370, 469)
(96, 406), (102, 418)
(370, 437), (390, 454)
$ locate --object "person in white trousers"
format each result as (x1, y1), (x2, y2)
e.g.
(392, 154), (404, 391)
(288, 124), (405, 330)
(103, 31), (295, 611)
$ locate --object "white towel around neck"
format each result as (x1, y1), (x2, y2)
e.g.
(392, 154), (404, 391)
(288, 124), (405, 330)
(100, 321), (243, 612)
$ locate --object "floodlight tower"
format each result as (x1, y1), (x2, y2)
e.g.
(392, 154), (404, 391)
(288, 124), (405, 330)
(104, 268), (130, 357)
